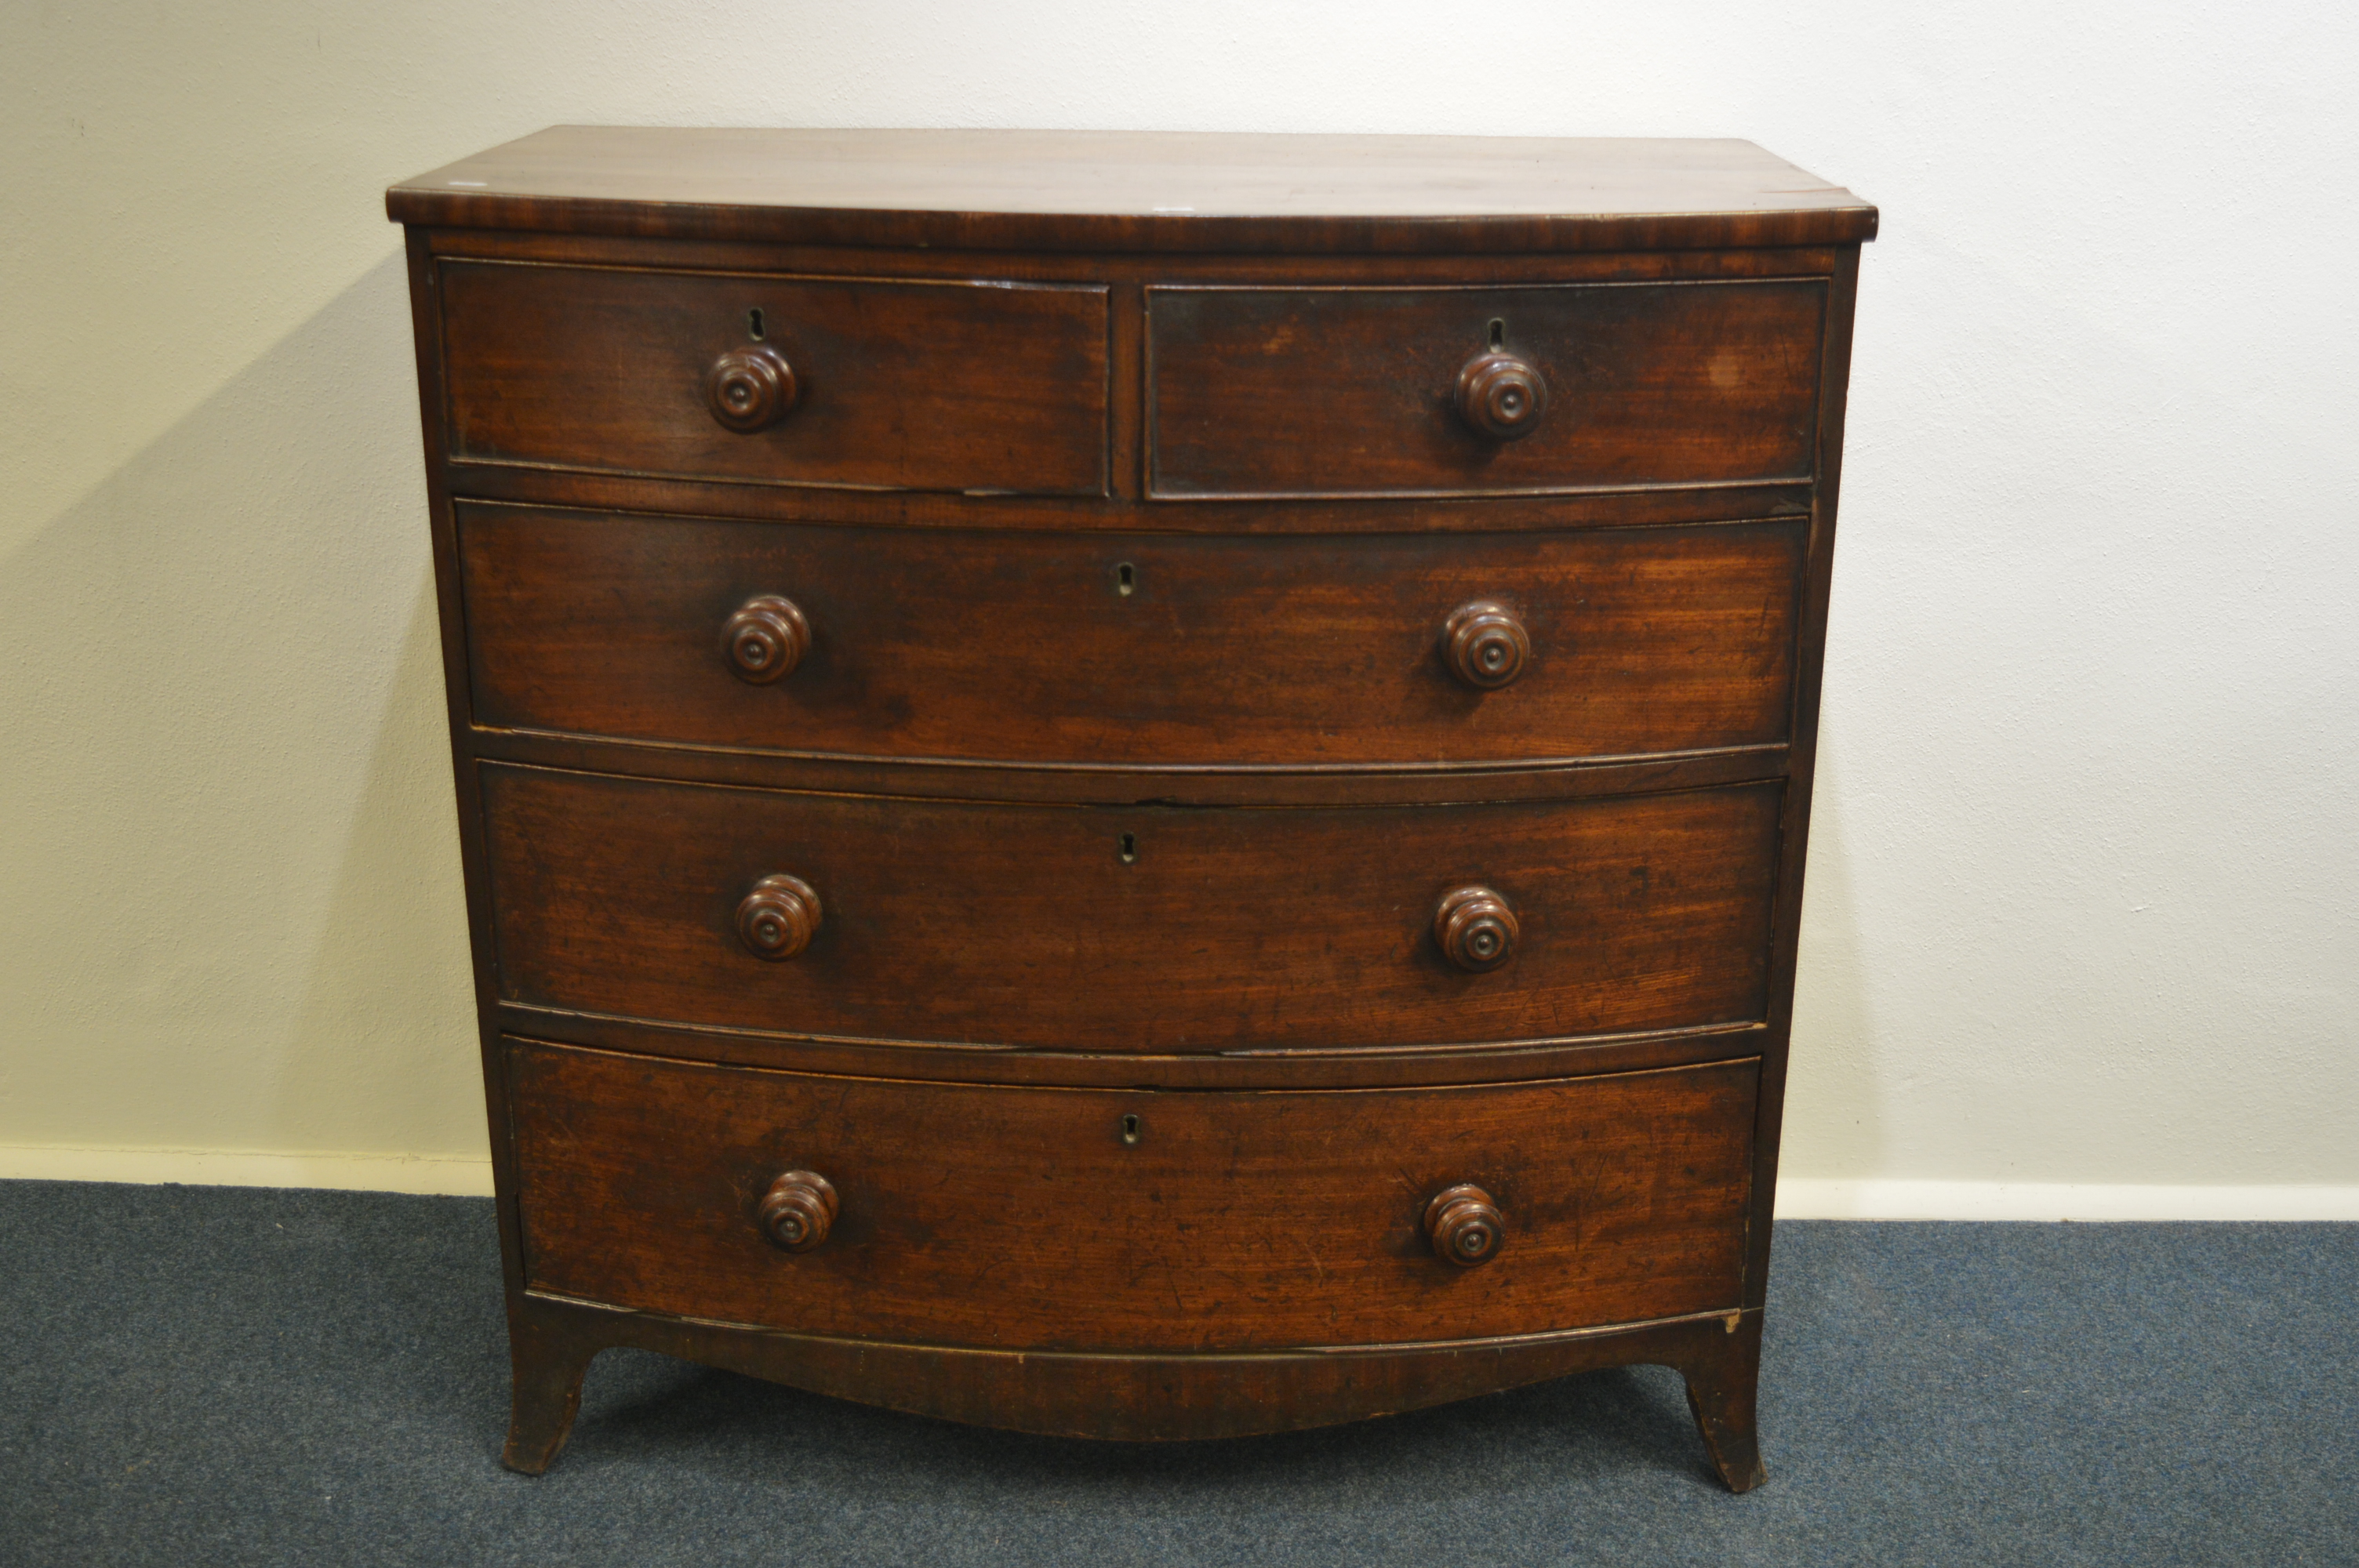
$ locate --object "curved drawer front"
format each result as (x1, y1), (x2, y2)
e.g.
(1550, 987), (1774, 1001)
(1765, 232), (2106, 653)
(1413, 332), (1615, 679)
(509, 1039), (1756, 1351)
(482, 764), (1780, 1051)
(436, 262), (1109, 495)
(1148, 280), (1826, 497)
(458, 505), (1803, 767)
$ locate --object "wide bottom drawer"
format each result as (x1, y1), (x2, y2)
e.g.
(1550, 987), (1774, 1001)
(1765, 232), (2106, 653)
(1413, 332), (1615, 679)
(510, 1039), (1757, 1352)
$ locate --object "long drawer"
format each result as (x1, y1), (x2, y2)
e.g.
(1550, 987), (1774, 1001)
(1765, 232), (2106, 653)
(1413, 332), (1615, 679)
(481, 764), (1781, 1051)
(435, 261), (1110, 495)
(457, 505), (1804, 768)
(510, 1038), (1757, 1351)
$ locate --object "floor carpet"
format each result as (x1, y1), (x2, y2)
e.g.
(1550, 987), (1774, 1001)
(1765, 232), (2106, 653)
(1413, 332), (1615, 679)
(1, 1180), (2350, 1566)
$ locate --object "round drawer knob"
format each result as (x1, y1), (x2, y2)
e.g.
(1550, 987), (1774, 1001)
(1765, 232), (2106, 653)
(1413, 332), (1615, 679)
(1455, 350), (1548, 441)
(1441, 601), (1530, 690)
(1426, 1183), (1506, 1267)
(705, 344), (799, 433)
(721, 593), (810, 684)
(1434, 884), (1519, 972)
(759, 1170), (838, 1253)
(737, 873), (822, 960)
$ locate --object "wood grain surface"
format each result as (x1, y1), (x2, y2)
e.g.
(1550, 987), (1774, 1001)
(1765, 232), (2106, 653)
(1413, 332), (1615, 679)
(480, 765), (1783, 1051)
(507, 1039), (1757, 1351)
(437, 260), (1109, 495)
(391, 129), (1873, 1481)
(499, 1290), (1766, 1480)
(1148, 281), (1824, 496)
(388, 127), (1876, 254)
(457, 504), (1804, 768)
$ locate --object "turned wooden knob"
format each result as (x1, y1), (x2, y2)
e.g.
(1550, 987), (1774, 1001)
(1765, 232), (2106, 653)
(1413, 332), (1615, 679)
(736, 873), (821, 960)
(1434, 884), (1519, 972)
(1441, 601), (1530, 689)
(1456, 350), (1548, 441)
(705, 344), (798, 433)
(759, 1170), (838, 1252)
(1426, 1184), (1506, 1266)
(721, 594), (809, 683)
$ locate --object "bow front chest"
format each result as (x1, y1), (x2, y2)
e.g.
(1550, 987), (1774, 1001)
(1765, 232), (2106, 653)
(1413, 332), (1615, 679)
(387, 128), (1874, 1490)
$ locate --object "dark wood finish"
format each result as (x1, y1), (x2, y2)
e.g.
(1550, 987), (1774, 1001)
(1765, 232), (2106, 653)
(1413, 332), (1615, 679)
(457, 506), (1805, 768)
(388, 128), (1876, 255)
(732, 873), (820, 960)
(400, 223), (565, 1487)
(1439, 600), (1531, 691)
(718, 593), (809, 684)
(428, 222), (1849, 285)
(436, 261), (1109, 495)
(1681, 1310), (1768, 1492)
(1423, 1183), (1507, 1267)
(495, 1005), (1771, 1092)
(1456, 349), (1548, 441)
(1432, 884), (1521, 974)
(471, 724), (1789, 808)
(393, 131), (1871, 1488)
(481, 764), (1780, 1051)
(502, 1286), (1764, 1485)
(508, 1039), (1754, 1349)
(1147, 281), (1823, 497)
(500, 1295), (602, 1474)
(1744, 244), (1865, 1317)
(703, 344), (798, 432)
(445, 460), (1816, 537)
(758, 1170), (838, 1252)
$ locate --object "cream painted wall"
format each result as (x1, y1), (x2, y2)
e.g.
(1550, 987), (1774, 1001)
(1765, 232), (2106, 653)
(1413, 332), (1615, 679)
(4, 2), (2354, 1209)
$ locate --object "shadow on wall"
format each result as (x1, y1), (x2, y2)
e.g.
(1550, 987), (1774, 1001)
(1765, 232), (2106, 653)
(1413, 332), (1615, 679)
(1778, 742), (1882, 1192)
(0, 238), (1890, 1183)
(0, 249), (482, 1163)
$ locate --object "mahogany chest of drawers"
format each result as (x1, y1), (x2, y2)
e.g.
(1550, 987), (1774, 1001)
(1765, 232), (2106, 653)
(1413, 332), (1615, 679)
(387, 129), (1874, 1490)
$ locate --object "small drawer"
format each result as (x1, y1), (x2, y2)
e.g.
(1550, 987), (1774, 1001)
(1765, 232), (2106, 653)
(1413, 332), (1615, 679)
(510, 1039), (1757, 1351)
(1147, 280), (1825, 497)
(457, 504), (1805, 768)
(481, 765), (1780, 1051)
(435, 261), (1109, 495)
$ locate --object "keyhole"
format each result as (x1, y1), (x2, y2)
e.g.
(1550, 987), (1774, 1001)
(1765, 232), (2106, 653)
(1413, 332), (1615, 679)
(1488, 318), (1505, 351)
(1116, 561), (1136, 597)
(1118, 832), (1138, 864)
(1120, 1113), (1143, 1146)
(748, 308), (765, 340)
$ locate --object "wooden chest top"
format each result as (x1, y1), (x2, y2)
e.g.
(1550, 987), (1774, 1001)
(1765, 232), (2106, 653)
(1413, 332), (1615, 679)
(388, 125), (1877, 252)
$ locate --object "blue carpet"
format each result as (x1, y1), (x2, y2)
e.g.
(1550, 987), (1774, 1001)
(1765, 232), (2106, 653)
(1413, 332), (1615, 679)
(1, 1180), (2350, 1566)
